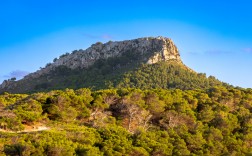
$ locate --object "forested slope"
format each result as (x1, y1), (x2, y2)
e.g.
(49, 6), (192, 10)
(0, 58), (225, 94)
(1, 86), (252, 155)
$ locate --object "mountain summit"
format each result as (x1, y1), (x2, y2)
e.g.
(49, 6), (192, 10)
(51, 36), (182, 70)
(27, 36), (183, 79)
(0, 36), (222, 93)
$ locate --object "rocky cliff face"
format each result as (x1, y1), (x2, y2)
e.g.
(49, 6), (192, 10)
(27, 36), (182, 79)
(0, 36), (183, 92)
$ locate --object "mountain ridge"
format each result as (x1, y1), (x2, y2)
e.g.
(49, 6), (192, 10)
(25, 36), (183, 79)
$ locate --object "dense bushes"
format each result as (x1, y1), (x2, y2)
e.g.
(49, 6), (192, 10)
(1, 86), (252, 155)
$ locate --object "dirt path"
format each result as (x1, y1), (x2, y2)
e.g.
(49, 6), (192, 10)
(19, 126), (50, 133)
(0, 126), (50, 133)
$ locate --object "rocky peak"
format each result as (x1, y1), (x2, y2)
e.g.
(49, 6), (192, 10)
(55, 36), (181, 67)
(146, 36), (181, 64)
(27, 36), (181, 78)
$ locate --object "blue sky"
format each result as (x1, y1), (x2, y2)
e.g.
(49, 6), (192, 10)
(0, 0), (252, 88)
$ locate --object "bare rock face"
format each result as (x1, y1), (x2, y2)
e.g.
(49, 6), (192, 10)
(146, 36), (181, 64)
(27, 36), (181, 79)
(0, 80), (8, 89)
(0, 36), (182, 92)
(0, 80), (16, 90)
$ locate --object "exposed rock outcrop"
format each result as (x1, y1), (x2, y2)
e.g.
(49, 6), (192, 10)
(27, 36), (181, 79)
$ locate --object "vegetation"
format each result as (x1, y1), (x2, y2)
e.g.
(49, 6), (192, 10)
(1, 86), (252, 155)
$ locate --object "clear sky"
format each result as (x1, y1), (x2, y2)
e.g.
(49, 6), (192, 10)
(0, 0), (252, 88)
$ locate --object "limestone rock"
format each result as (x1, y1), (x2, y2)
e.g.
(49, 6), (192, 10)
(27, 36), (181, 78)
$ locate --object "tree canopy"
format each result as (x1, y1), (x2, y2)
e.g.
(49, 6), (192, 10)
(1, 86), (252, 155)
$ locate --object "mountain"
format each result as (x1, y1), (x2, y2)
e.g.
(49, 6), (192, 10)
(2, 37), (252, 156)
(0, 36), (224, 93)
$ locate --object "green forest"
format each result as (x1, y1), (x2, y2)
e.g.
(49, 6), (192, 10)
(1, 86), (252, 155)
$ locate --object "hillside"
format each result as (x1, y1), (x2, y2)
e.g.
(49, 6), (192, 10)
(0, 37), (225, 93)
